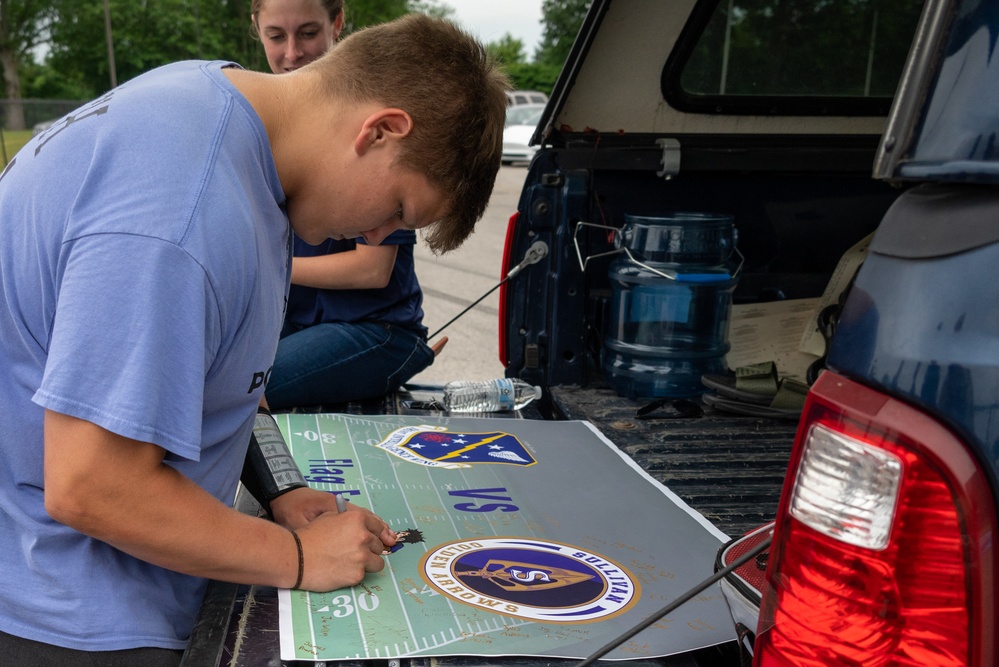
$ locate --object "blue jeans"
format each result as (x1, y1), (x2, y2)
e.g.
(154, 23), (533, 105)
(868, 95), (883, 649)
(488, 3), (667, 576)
(265, 321), (435, 410)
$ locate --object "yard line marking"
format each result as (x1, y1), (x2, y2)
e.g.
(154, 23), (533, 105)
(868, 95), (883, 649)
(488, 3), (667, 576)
(376, 449), (437, 645)
(377, 437), (463, 638)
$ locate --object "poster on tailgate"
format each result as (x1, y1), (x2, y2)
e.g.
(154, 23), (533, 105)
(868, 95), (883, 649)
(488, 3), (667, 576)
(276, 413), (734, 661)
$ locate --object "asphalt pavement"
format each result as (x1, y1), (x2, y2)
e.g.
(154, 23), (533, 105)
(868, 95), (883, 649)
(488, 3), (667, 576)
(408, 165), (527, 386)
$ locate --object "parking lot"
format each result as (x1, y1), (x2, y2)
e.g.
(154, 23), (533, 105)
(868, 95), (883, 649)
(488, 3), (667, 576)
(409, 164), (526, 385)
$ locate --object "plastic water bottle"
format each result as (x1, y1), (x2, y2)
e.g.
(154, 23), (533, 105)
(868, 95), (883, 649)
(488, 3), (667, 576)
(442, 378), (542, 412)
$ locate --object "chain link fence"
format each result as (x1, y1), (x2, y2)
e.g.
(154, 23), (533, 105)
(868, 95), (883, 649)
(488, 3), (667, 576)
(0, 98), (86, 165)
(1, 98), (85, 132)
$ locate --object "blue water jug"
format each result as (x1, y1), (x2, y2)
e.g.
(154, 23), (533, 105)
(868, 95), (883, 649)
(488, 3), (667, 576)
(602, 213), (739, 399)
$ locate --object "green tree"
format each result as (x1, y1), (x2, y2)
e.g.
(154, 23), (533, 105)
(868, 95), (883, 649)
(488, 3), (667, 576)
(19, 60), (90, 101)
(37, 0), (456, 101)
(407, 0), (455, 20)
(47, 0), (259, 97)
(487, 32), (559, 96)
(340, 0), (454, 37)
(0, 0), (54, 129)
(504, 61), (560, 96)
(486, 34), (525, 66)
(342, 0), (407, 34)
(535, 0), (589, 68)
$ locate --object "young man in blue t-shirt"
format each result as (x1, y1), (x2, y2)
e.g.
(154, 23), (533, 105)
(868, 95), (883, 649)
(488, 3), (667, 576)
(0, 14), (508, 664)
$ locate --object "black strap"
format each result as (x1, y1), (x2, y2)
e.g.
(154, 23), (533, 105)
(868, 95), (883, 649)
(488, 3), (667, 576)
(240, 408), (308, 515)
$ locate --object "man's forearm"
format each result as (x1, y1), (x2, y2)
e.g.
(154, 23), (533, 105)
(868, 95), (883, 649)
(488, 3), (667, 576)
(290, 244), (397, 289)
(43, 409), (299, 588)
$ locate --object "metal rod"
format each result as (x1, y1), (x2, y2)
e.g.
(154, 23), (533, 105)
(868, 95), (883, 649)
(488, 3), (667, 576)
(574, 535), (773, 667)
(428, 278), (506, 340)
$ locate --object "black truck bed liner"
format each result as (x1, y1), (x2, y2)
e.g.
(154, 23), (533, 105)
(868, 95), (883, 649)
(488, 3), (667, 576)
(548, 386), (797, 539)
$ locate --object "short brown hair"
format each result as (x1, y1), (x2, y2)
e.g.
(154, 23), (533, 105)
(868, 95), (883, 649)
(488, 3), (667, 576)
(309, 14), (510, 253)
(250, 0), (344, 38)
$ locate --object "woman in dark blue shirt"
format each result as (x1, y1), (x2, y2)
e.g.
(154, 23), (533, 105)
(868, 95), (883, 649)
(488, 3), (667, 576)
(251, 0), (444, 409)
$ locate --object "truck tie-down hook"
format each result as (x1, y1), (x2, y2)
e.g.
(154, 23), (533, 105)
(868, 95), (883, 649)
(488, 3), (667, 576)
(428, 240), (548, 340)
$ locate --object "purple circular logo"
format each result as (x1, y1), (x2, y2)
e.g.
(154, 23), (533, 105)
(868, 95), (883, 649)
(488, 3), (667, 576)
(419, 538), (641, 623)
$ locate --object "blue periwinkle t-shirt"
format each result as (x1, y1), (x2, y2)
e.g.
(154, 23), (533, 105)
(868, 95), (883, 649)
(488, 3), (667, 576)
(0, 61), (290, 650)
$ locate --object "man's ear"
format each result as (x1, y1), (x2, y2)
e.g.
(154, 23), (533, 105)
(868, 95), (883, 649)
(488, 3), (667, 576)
(332, 10), (345, 40)
(354, 109), (413, 155)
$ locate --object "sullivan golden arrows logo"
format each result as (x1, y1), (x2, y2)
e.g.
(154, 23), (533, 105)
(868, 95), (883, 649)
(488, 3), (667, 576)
(462, 560), (596, 591)
(419, 538), (640, 623)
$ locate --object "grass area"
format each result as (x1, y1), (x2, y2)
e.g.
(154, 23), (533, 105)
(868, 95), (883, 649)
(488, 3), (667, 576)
(1, 130), (34, 165)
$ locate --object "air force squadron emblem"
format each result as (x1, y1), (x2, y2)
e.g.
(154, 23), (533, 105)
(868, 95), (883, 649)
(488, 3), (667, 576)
(373, 425), (536, 469)
(419, 538), (640, 623)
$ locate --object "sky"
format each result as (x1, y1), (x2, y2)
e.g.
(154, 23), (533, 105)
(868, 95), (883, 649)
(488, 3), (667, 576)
(442, 0), (545, 58)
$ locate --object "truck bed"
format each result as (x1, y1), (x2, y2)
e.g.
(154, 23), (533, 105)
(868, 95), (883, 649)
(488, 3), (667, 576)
(548, 385), (796, 539)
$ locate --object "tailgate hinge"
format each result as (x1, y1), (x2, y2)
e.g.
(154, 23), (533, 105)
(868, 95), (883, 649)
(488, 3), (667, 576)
(656, 137), (680, 180)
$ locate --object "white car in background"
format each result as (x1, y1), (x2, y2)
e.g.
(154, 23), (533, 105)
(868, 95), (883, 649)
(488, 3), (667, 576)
(501, 108), (543, 165)
(506, 90), (548, 106)
(505, 104), (544, 127)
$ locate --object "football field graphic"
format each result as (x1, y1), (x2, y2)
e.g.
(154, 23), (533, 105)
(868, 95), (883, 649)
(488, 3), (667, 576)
(276, 414), (734, 661)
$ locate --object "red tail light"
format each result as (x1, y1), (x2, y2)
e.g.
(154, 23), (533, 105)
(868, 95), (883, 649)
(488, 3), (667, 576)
(498, 212), (519, 367)
(755, 372), (997, 666)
